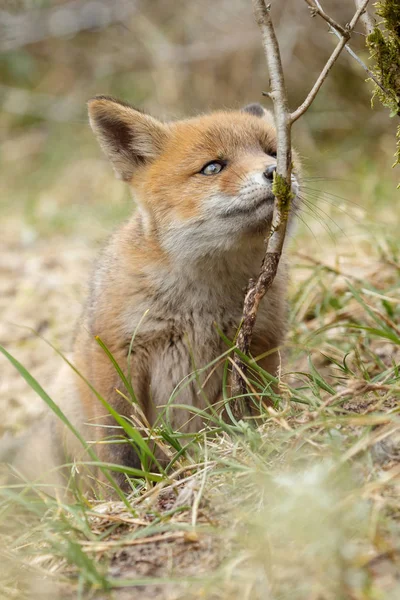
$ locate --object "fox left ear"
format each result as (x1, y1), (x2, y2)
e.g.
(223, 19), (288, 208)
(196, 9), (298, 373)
(242, 103), (266, 118)
(241, 103), (274, 121)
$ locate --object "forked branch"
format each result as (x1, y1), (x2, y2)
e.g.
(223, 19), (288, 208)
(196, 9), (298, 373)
(291, 0), (370, 122)
(231, 0), (371, 417)
(304, 0), (348, 35)
(306, 0), (390, 99)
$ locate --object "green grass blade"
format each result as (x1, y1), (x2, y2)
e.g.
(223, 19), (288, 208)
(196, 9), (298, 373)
(95, 336), (137, 404)
(0, 344), (132, 506)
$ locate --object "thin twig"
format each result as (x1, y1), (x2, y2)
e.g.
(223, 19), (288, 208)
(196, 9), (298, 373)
(291, 0), (370, 123)
(228, 356), (264, 404)
(191, 434), (208, 528)
(255, 3), (291, 178)
(307, 0), (391, 98)
(355, 0), (375, 35)
(231, 0), (292, 416)
(80, 531), (186, 550)
(304, 0), (347, 35)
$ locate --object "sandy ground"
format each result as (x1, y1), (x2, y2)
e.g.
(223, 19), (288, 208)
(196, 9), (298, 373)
(0, 223), (93, 434)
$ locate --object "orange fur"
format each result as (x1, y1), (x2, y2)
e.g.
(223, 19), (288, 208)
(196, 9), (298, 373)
(11, 99), (302, 493)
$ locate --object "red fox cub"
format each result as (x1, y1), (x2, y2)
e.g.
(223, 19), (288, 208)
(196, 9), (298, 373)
(10, 98), (301, 490)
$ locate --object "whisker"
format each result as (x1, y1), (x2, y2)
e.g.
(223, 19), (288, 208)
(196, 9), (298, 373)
(295, 212), (319, 244)
(300, 193), (361, 222)
(301, 176), (353, 183)
(300, 197), (349, 239)
(300, 186), (363, 209)
(297, 205), (338, 244)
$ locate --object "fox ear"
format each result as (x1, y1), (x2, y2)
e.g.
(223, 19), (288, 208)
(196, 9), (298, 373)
(88, 96), (169, 181)
(242, 103), (266, 118)
(242, 103), (274, 121)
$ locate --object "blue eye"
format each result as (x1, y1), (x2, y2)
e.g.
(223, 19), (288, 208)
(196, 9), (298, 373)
(200, 161), (225, 175)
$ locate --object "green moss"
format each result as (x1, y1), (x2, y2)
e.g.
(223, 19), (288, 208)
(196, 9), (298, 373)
(272, 172), (294, 221)
(367, 0), (400, 168)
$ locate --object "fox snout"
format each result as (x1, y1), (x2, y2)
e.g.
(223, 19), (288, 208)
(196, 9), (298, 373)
(263, 164), (277, 181)
(203, 153), (299, 228)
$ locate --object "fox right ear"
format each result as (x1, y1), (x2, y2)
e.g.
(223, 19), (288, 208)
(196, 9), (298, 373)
(88, 96), (169, 181)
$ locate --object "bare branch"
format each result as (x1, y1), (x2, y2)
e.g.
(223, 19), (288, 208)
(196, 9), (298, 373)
(291, 0), (371, 123)
(253, 0), (291, 178)
(304, 0), (347, 36)
(355, 0), (375, 35)
(307, 0), (391, 99)
(231, 0), (293, 416)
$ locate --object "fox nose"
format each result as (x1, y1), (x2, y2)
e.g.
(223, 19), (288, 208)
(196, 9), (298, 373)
(263, 164), (276, 182)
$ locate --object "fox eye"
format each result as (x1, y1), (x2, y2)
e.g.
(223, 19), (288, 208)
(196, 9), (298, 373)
(267, 150), (277, 159)
(200, 161), (225, 176)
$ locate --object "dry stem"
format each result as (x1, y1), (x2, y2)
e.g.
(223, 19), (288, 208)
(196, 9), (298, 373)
(304, 0), (347, 35)
(231, 0), (292, 417)
(231, 0), (373, 418)
(355, 0), (375, 35)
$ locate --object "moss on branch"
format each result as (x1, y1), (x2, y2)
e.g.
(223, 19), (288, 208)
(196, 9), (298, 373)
(367, 0), (400, 167)
(272, 172), (293, 221)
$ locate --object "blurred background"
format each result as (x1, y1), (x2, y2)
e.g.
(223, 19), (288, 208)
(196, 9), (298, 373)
(0, 0), (398, 434)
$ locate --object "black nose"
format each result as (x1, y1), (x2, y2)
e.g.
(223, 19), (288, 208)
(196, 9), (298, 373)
(263, 164), (276, 182)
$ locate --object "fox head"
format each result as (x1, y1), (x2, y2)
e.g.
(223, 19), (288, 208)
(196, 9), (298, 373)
(88, 96), (300, 261)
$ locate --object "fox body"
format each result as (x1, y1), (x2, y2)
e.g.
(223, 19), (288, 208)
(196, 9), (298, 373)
(10, 99), (301, 490)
